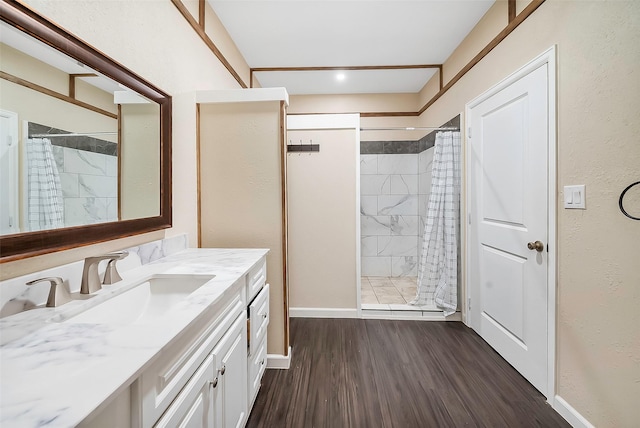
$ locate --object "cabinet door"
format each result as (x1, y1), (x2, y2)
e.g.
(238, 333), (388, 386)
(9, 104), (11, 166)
(155, 355), (215, 428)
(213, 313), (248, 428)
(248, 283), (270, 357)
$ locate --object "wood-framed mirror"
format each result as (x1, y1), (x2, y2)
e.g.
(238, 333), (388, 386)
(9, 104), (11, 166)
(0, 0), (172, 262)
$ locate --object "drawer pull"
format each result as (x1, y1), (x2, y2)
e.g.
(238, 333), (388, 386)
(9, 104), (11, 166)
(210, 377), (218, 388)
(260, 359), (265, 366)
(220, 365), (226, 376)
(261, 313), (267, 319)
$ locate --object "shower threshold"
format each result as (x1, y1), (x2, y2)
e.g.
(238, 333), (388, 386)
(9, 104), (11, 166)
(360, 276), (458, 321)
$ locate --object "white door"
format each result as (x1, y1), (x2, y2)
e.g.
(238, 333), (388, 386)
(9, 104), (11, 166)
(0, 110), (19, 235)
(468, 61), (551, 396)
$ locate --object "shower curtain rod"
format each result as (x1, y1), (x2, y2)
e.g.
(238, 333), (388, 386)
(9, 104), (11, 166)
(360, 126), (459, 131)
(30, 132), (117, 138)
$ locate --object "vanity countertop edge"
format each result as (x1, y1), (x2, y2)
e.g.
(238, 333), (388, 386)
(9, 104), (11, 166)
(0, 248), (269, 428)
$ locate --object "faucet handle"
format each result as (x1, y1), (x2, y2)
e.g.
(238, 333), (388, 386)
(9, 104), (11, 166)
(26, 277), (72, 308)
(102, 251), (128, 285)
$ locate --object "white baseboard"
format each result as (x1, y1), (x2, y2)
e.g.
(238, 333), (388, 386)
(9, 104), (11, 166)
(267, 346), (292, 369)
(290, 307), (359, 318)
(553, 395), (594, 428)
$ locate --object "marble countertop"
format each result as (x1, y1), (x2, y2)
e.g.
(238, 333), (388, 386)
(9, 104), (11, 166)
(0, 248), (268, 428)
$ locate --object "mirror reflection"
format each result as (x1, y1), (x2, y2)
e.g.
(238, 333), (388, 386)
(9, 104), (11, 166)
(0, 21), (160, 235)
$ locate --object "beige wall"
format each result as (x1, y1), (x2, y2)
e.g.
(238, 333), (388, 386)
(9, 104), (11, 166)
(181, 0), (251, 87)
(0, 43), (118, 117)
(120, 103), (161, 220)
(417, 1), (507, 108)
(416, 1), (640, 426)
(0, 80), (117, 142)
(199, 101), (286, 355)
(287, 129), (358, 309)
(290, 93), (425, 140)
(0, 44), (118, 138)
(290, 93), (419, 114)
(2, 0), (250, 279)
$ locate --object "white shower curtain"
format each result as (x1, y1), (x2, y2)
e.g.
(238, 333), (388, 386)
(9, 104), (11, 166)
(26, 138), (64, 231)
(411, 131), (461, 315)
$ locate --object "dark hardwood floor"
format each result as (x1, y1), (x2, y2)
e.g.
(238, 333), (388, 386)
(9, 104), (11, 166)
(247, 318), (570, 428)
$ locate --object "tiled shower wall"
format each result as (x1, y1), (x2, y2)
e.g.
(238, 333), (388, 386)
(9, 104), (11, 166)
(52, 146), (118, 227)
(360, 145), (422, 277)
(360, 116), (460, 279)
(29, 123), (119, 228)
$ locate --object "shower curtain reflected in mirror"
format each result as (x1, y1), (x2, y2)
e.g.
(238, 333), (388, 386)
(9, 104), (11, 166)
(26, 137), (64, 231)
(411, 131), (461, 315)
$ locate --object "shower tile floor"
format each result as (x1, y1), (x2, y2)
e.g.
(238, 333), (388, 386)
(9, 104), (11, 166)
(361, 276), (417, 304)
(361, 277), (437, 312)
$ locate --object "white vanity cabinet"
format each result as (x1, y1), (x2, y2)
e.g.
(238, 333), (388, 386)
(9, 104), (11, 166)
(74, 255), (271, 428)
(156, 312), (247, 428)
(132, 282), (246, 428)
(154, 354), (216, 427)
(132, 256), (267, 428)
(245, 259), (269, 409)
(212, 313), (248, 428)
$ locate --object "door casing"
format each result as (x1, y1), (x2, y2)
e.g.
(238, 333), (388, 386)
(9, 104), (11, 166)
(464, 46), (557, 404)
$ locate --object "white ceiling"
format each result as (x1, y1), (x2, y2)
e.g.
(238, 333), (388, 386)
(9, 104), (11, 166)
(209, 0), (495, 95)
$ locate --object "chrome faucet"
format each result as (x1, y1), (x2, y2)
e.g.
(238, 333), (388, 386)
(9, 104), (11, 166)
(80, 251), (128, 294)
(26, 277), (72, 307)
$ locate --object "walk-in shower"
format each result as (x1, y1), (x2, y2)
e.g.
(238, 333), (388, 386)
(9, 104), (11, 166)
(359, 117), (461, 316)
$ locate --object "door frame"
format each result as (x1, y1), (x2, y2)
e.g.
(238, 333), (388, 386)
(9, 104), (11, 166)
(464, 46), (557, 403)
(0, 110), (19, 234)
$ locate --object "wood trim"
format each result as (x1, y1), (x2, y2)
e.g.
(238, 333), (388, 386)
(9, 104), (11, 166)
(288, 111), (420, 118)
(198, 0), (205, 30)
(417, 0), (546, 116)
(117, 104), (122, 221)
(170, 0), (247, 88)
(68, 74), (75, 98)
(361, 111), (420, 118)
(509, 0), (517, 22)
(68, 73), (96, 98)
(196, 103), (202, 248)
(279, 100), (290, 356)
(2, 71), (118, 119)
(438, 65), (444, 90)
(252, 64), (441, 73)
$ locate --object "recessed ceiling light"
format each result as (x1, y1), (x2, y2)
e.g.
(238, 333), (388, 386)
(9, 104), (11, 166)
(336, 73), (346, 81)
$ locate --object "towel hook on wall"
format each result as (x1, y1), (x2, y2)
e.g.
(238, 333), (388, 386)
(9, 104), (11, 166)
(618, 181), (640, 220)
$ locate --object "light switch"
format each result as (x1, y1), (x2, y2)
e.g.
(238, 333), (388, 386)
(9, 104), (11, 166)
(564, 185), (586, 209)
(565, 192), (573, 205)
(573, 190), (581, 204)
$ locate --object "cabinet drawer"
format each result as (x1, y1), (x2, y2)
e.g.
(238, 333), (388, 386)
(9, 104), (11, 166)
(246, 259), (267, 302)
(135, 293), (244, 428)
(248, 283), (269, 356)
(154, 355), (214, 428)
(248, 337), (267, 408)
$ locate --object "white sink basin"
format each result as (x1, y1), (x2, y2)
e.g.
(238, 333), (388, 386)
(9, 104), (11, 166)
(58, 274), (215, 325)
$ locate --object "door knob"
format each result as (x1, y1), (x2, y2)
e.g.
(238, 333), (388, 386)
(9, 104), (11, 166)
(527, 241), (544, 252)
